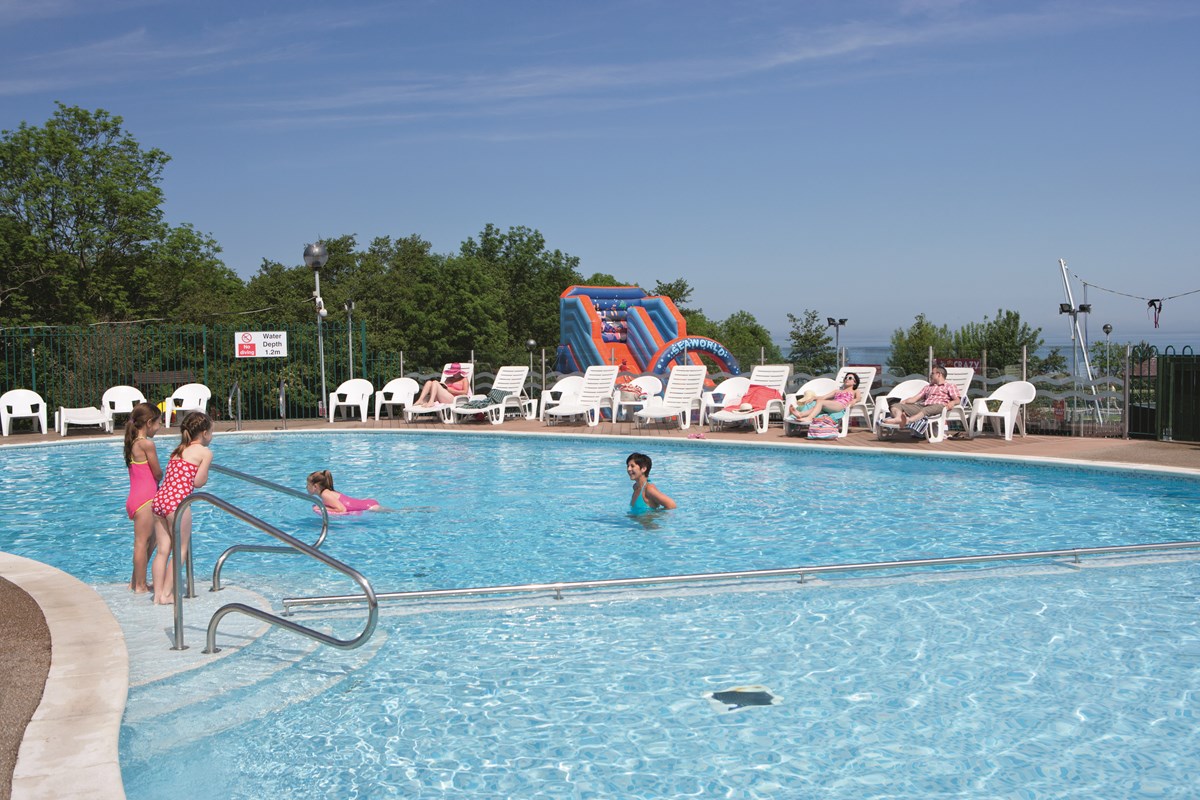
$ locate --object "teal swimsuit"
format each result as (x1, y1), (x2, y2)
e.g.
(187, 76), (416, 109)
(630, 484), (651, 512)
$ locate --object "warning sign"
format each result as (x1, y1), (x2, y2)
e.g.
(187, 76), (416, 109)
(234, 331), (287, 358)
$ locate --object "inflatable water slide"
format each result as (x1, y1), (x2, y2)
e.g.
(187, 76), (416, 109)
(556, 286), (740, 376)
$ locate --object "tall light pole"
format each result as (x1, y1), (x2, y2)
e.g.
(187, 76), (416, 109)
(1102, 323), (1112, 378)
(526, 339), (537, 398)
(344, 300), (356, 380)
(304, 242), (329, 417)
(1058, 301), (1091, 426)
(826, 317), (847, 369)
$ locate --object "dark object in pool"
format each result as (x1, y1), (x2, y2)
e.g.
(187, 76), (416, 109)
(706, 685), (780, 712)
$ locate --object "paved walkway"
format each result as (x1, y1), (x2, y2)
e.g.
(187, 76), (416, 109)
(2, 415), (1199, 799)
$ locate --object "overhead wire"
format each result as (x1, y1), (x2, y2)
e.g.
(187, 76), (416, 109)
(1073, 273), (1200, 328)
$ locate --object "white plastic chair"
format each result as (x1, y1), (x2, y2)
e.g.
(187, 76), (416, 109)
(328, 378), (374, 423)
(374, 378), (419, 421)
(611, 375), (663, 422)
(102, 385), (147, 431)
(707, 364), (794, 434)
(539, 375), (585, 422)
(449, 366), (537, 424)
(58, 406), (111, 436)
(699, 376), (750, 425)
(544, 366), (619, 427)
(1, 389), (49, 436)
(163, 383), (212, 427)
(970, 381), (1037, 441)
(635, 365), (707, 430)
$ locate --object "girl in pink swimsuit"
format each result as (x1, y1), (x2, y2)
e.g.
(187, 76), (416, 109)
(307, 470), (383, 514)
(789, 372), (863, 424)
(124, 403), (163, 593)
(151, 411), (214, 605)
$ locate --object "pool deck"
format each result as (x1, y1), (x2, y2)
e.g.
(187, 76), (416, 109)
(3, 416), (1199, 799)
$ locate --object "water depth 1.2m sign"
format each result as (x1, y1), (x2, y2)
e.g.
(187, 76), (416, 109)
(235, 331), (288, 358)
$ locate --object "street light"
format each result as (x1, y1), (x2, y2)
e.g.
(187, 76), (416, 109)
(826, 317), (847, 368)
(1102, 323), (1112, 378)
(526, 339), (537, 398)
(304, 242), (329, 417)
(1058, 302), (1091, 422)
(344, 300), (356, 380)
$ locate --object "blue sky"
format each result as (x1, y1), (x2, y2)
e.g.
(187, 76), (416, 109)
(3, 0), (1198, 350)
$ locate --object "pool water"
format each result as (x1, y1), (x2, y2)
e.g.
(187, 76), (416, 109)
(3, 432), (1200, 798)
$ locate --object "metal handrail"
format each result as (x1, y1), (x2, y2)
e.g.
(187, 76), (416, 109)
(281, 539), (1200, 611)
(279, 378), (287, 430)
(167, 467), (375, 654)
(206, 464), (330, 594)
(227, 381), (242, 431)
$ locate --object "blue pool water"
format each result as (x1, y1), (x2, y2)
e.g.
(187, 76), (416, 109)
(3, 432), (1200, 798)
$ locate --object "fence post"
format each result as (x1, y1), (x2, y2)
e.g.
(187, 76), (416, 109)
(1122, 345), (1130, 439)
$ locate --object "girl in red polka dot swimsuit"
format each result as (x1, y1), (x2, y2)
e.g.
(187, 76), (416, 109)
(151, 411), (214, 605)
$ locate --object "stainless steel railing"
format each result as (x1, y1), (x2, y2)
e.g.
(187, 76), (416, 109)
(227, 382), (242, 431)
(280, 539), (1200, 611)
(168, 464), (376, 653)
(206, 464), (331, 594)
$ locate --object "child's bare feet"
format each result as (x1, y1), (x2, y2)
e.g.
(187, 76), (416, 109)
(154, 594), (174, 605)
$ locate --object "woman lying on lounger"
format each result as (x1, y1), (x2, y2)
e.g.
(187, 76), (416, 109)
(413, 363), (470, 408)
(789, 372), (861, 424)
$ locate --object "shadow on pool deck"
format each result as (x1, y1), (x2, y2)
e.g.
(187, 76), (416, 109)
(3, 415), (1200, 799)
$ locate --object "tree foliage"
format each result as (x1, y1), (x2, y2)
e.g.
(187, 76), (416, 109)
(717, 310), (783, 366)
(786, 310), (836, 374)
(0, 104), (239, 324)
(888, 314), (955, 376)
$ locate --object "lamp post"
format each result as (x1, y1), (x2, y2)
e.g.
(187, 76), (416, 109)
(344, 300), (356, 380)
(1058, 302), (1091, 425)
(526, 339), (537, 398)
(304, 242), (330, 417)
(1102, 323), (1112, 378)
(826, 317), (847, 368)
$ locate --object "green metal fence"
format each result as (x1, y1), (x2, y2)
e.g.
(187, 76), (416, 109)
(0, 324), (552, 423)
(4, 326), (1194, 439)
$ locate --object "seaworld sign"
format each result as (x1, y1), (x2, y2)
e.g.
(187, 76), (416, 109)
(651, 336), (740, 374)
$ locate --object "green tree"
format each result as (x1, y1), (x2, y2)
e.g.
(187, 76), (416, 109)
(716, 310), (783, 366)
(458, 224), (582, 352)
(0, 104), (170, 323)
(651, 278), (694, 308)
(786, 310), (836, 374)
(888, 314), (954, 376)
(952, 309), (1050, 376)
(0, 104), (246, 325)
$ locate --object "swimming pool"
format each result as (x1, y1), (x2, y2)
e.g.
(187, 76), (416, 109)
(3, 432), (1199, 798)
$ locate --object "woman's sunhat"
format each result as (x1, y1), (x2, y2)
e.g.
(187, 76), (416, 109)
(445, 363), (466, 378)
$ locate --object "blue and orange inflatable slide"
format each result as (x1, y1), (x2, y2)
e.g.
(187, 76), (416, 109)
(556, 286), (740, 376)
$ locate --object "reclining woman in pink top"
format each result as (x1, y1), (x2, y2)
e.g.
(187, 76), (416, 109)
(307, 469), (383, 514)
(790, 372), (862, 424)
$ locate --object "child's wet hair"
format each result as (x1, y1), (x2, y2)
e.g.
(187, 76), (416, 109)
(307, 469), (335, 492)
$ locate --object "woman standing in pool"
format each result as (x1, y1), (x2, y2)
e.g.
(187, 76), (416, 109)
(307, 470), (383, 514)
(150, 411), (213, 605)
(123, 403), (163, 594)
(627, 452), (676, 511)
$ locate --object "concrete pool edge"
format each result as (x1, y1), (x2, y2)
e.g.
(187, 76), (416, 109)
(0, 553), (127, 800)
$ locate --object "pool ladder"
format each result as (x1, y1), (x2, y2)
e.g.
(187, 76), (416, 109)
(167, 464), (378, 653)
